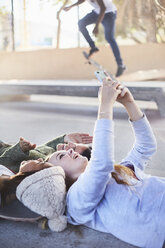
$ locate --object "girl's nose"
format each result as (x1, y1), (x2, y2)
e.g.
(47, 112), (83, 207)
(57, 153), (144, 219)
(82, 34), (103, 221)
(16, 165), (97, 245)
(68, 148), (74, 156)
(68, 142), (74, 148)
(68, 142), (76, 150)
(65, 144), (69, 150)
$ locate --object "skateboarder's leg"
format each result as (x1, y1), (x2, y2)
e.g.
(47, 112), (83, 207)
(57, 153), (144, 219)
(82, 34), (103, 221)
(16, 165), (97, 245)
(78, 11), (98, 49)
(102, 12), (123, 66)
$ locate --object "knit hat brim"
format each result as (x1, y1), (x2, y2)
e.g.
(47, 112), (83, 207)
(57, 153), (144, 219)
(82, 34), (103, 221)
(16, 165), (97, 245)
(16, 166), (65, 200)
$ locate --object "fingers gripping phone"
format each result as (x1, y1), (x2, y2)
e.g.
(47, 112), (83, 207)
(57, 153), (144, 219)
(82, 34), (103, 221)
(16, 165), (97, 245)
(94, 70), (108, 83)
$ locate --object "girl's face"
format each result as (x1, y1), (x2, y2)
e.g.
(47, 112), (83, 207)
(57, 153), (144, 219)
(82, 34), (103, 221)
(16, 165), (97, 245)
(56, 142), (88, 155)
(48, 148), (88, 180)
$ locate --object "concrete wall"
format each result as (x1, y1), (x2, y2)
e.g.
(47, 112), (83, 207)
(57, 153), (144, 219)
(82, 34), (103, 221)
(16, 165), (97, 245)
(0, 44), (164, 80)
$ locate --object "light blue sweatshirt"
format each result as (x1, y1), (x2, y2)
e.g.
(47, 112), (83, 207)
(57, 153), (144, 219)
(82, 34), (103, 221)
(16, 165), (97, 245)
(66, 116), (165, 248)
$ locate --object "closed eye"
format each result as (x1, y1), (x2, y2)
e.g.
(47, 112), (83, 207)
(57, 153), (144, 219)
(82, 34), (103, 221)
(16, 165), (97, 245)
(59, 154), (65, 159)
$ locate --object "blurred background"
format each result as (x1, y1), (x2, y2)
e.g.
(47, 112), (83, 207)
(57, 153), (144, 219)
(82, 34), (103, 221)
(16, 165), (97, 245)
(0, 2), (165, 247)
(0, 0), (164, 79)
(0, 0), (165, 51)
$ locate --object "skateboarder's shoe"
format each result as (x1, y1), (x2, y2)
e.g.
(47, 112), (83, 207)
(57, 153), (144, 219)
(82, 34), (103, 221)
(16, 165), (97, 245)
(88, 47), (99, 58)
(116, 65), (126, 77)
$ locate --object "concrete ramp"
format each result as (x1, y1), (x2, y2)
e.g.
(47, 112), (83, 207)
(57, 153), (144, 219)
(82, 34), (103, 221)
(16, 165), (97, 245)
(119, 69), (165, 81)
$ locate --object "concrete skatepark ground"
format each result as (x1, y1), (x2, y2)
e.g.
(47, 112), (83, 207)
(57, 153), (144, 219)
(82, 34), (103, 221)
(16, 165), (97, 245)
(0, 86), (165, 248)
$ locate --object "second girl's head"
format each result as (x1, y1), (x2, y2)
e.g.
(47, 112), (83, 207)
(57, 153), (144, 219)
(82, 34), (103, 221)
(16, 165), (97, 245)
(56, 142), (92, 161)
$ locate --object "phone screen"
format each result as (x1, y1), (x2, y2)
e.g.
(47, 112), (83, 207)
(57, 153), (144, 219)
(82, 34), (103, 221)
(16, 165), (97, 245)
(95, 70), (106, 83)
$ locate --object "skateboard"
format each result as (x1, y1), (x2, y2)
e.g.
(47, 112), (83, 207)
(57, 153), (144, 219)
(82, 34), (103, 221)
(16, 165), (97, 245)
(0, 199), (48, 229)
(82, 51), (115, 81)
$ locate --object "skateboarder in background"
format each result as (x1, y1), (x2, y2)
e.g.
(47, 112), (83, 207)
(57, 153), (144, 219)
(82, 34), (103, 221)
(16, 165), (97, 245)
(63, 0), (126, 77)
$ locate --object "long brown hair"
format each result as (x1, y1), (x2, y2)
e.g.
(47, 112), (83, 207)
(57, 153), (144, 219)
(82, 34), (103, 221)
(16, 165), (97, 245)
(0, 171), (36, 207)
(111, 164), (135, 186)
(65, 165), (135, 190)
(0, 164), (135, 207)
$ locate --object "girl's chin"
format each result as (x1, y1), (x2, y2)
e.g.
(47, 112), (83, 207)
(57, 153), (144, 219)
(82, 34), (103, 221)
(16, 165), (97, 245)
(83, 157), (88, 166)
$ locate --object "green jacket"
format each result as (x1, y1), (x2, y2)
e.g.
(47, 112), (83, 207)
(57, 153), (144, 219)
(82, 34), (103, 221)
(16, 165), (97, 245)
(0, 135), (65, 173)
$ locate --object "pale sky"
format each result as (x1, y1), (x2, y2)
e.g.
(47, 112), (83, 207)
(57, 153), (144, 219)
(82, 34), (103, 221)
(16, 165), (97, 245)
(0, 0), (133, 49)
(0, 0), (94, 48)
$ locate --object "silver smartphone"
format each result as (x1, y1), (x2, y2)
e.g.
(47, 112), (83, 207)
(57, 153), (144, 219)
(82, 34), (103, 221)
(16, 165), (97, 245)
(94, 70), (107, 83)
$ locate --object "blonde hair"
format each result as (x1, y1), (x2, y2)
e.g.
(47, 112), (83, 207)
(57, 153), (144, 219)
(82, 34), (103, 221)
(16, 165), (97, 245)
(111, 164), (135, 186)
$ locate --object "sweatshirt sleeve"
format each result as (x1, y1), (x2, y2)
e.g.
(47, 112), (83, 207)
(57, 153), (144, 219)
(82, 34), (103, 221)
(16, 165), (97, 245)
(67, 119), (114, 224)
(120, 115), (157, 171)
(0, 143), (29, 173)
(0, 143), (29, 163)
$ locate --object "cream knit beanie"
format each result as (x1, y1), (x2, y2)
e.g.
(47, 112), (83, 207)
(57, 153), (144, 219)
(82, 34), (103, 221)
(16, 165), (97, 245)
(16, 166), (67, 232)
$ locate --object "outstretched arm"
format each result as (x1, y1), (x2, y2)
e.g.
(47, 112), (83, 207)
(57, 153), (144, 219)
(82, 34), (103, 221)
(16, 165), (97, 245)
(117, 85), (143, 121)
(117, 86), (157, 170)
(98, 79), (121, 120)
(67, 79), (121, 224)
(43, 133), (92, 151)
(0, 137), (36, 173)
(0, 142), (29, 173)
(93, 0), (106, 36)
(63, 0), (85, 11)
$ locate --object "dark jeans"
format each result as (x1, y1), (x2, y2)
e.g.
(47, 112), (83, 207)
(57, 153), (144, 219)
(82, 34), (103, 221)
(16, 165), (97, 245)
(78, 10), (123, 66)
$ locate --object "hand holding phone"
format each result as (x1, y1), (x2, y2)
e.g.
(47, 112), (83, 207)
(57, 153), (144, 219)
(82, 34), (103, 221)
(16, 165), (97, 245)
(94, 70), (107, 83)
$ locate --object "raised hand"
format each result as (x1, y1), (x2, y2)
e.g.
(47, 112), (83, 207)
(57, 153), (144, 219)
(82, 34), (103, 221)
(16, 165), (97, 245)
(98, 78), (122, 119)
(98, 78), (121, 108)
(117, 85), (134, 105)
(64, 133), (93, 144)
(103, 72), (134, 105)
(116, 85), (143, 121)
(19, 137), (36, 153)
(93, 25), (99, 37)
